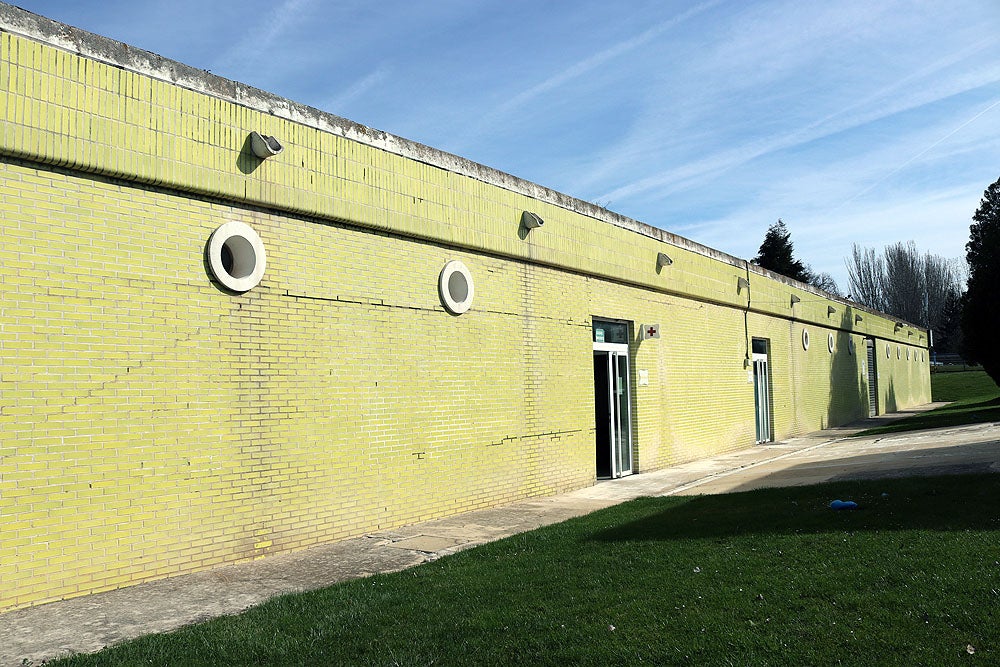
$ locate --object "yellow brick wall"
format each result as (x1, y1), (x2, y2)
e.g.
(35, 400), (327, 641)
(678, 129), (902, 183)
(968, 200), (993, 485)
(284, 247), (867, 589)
(0, 20), (931, 611)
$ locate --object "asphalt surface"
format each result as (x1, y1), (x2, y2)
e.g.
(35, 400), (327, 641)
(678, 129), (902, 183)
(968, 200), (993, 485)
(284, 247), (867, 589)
(4, 403), (999, 666)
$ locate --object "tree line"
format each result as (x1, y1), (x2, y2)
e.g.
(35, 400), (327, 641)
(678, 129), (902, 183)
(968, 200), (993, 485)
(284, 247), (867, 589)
(751, 173), (1000, 383)
(845, 241), (964, 354)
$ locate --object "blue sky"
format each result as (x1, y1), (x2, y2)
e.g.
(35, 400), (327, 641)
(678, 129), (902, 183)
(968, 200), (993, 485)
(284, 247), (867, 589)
(14, 0), (1000, 291)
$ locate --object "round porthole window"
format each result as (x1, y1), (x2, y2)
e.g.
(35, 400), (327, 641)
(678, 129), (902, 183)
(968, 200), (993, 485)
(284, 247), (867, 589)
(885, 343), (891, 358)
(802, 329), (810, 350)
(848, 338), (856, 356)
(828, 333), (835, 353)
(207, 221), (267, 292)
(439, 260), (474, 315)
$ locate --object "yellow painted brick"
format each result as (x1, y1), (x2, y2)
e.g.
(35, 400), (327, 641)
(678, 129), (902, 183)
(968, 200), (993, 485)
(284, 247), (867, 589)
(0, 24), (930, 614)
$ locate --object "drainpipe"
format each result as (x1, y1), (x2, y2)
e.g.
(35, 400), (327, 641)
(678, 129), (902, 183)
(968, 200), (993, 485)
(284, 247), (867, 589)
(743, 260), (752, 368)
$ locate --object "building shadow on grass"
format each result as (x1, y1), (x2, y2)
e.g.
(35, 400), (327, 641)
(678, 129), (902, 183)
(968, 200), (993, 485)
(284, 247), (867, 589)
(589, 470), (1000, 543)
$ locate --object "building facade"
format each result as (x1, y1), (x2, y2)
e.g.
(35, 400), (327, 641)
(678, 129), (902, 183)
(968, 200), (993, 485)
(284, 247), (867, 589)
(0, 4), (931, 611)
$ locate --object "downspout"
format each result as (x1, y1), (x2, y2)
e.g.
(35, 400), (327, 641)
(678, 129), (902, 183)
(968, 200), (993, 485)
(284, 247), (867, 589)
(743, 260), (752, 368)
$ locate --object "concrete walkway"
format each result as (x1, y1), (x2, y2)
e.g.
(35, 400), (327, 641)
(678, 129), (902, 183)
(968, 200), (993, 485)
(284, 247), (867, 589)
(5, 404), (1000, 666)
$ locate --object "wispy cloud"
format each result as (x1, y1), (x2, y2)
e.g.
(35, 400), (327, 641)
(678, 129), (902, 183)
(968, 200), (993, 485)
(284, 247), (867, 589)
(449, 0), (723, 151)
(210, 0), (315, 76)
(322, 66), (392, 116)
(833, 96), (1000, 212)
(495, 2), (721, 119)
(588, 24), (1000, 206)
(17, 0), (1000, 294)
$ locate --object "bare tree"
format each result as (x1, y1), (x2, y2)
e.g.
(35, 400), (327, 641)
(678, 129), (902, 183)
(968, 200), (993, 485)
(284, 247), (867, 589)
(807, 269), (842, 296)
(924, 253), (962, 338)
(845, 244), (886, 311)
(845, 241), (963, 336)
(883, 241), (925, 323)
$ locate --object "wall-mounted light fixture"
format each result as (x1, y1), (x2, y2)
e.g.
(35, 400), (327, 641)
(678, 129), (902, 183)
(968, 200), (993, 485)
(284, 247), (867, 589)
(656, 252), (673, 268)
(521, 211), (544, 230)
(737, 277), (750, 293)
(250, 131), (284, 158)
(790, 295), (801, 306)
(855, 314), (863, 324)
(827, 306), (837, 316)
(894, 321), (905, 331)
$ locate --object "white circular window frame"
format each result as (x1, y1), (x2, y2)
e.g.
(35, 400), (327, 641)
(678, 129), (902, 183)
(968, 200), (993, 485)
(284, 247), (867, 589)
(802, 329), (810, 351)
(827, 333), (835, 353)
(208, 221), (267, 292)
(439, 260), (475, 315)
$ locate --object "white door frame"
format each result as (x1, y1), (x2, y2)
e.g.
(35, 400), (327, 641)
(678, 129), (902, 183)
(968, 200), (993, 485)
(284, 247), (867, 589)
(752, 344), (772, 444)
(593, 342), (633, 478)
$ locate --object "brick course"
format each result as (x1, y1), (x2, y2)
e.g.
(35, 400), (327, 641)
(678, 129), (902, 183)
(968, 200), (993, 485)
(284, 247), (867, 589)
(0, 11), (931, 611)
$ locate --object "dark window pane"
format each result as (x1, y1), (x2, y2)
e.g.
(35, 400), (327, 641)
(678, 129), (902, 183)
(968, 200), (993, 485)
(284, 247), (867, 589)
(593, 321), (629, 344)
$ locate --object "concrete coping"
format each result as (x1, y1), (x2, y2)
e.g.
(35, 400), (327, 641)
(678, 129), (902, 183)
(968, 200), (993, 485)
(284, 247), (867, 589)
(0, 2), (924, 328)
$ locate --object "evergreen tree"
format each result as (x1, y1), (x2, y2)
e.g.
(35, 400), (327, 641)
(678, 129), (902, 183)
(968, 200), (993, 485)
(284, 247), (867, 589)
(962, 176), (1000, 385)
(752, 219), (813, 283)
(936, 288), (964, 355)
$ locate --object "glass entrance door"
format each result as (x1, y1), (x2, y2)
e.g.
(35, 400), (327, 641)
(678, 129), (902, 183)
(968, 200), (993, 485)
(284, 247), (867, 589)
(752, 338), (772, 443)
(593, 343), (633, 478)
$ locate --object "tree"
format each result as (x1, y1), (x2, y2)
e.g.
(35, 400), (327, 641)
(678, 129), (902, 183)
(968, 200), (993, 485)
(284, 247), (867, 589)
(962, 176), (1000, 384)
(807, 269), (842, 296)
(923, 252), (964, 342)
(883, 241), (926, 322)
(753, 219), (813, 283)
(846, 244), (886, 311)
(845, 241), (963, 336)
(936, 289), (964, 355)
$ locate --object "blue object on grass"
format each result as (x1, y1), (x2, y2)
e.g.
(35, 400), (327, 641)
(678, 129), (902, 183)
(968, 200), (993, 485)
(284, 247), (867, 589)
(829, 499), (858, 510)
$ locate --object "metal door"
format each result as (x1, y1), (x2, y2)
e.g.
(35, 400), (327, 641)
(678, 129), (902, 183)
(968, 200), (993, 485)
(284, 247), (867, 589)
(866, 338), (878, 417)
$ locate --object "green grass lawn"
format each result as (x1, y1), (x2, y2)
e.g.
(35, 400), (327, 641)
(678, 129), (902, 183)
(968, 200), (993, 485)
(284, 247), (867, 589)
(54, 474), (1000, 666)
(855, 369), (1000, 437)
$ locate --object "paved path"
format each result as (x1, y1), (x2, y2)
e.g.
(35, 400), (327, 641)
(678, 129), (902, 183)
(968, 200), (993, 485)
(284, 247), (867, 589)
(4, 404), (1000, 666)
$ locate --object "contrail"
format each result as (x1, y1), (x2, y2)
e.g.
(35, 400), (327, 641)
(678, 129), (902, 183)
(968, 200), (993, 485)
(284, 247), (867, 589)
(834, 95), (1000, 212)
(452, 0), (723, 151)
